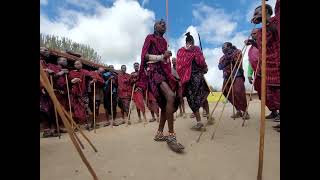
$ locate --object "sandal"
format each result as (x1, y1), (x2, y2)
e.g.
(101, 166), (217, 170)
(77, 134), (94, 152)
(231, 112), (242, 119)
(42, 130), (52, 138)
(149, 118), (156, 122)
(154, 131), (168, 141)
(191, 122), (204, 131)
(166, 133), (184, 153)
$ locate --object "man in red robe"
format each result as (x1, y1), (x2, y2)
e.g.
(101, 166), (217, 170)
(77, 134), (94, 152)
(130, 62), (147, 123)
(117, 65), (133, 124)
(47, 57), (70, 133)
(88, 67), (105, 128)
(68, 60), (95, 127)
(245, 28), (279, 119)
(137, 19), (184, 152)
(40, 47), (58, 137)
(251, 3), (280, 125)
(176, 32), (212, 130)
(218, 42), (250, 119)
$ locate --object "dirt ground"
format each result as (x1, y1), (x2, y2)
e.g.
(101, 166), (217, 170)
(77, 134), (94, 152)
(40, 99), (280, 180)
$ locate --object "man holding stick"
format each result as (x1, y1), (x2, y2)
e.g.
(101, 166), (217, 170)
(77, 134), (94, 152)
(218, 42), (250, 119)
(117, 65), (132, 125)
(251, 3), (280, 126)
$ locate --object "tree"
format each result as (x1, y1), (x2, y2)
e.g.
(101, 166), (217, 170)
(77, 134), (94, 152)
(40, 33), (102, 64)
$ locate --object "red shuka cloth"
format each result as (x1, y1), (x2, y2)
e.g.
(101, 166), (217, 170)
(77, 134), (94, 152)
(118, 72), (132, 99)
(176, 46), (207, 93)
(68, 69), (92, 122)
(256, 16), (280, 85)
(137, 34), (178, 109)
(130, 71), (145, 112)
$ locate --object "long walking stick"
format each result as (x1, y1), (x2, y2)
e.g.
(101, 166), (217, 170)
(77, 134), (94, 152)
(231, 64), (236, 120)
(40, 67), (99, 180)
(65, 74), (73, 128)
(110, 79), (114, 128)
(49, 75), (61, 139)
(93, 82), (96, 133)
(257, 0), (267, 179)
(61, 107), (98, 153)
(65, 74), (85, 149)
(126, 84), (136, 126)
(210, 45), (249, 141)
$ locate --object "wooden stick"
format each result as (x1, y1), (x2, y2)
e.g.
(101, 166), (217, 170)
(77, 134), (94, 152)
(196, 45), (249, 143)
(93, 82), (96, 133)
(73, 130), (85, 149)
(210, 45), (248, 141)
(127, 84), (136, 126)
(61, 107), (98, 153)
(110, 79), (114, 128)
(65, 74), (73, 128)
(40, 66), (99, 180)
(49, 75), (61, 139)
(231, 64), (236, 120)
(257, 0), (267, 179)
(166, 0), (169, 44)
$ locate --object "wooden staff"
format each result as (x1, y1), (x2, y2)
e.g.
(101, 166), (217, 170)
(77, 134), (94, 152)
(210, 45), (249, 141)
(93, 82), (96, 133)
(65, 74), (73, 128)
(258, 0), (267, 179)
(110, 79), (114, 128)
(61, 107), (98, 153)
(196, 45), (249, 143)
(49, 75), (61, 139)
(126, 84), (136, 126)
(40, 66), (99, 180)
(166, 0), (169, 44)
(231, 64), (236, 120)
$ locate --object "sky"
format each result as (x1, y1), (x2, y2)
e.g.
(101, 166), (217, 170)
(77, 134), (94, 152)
(40, 0), (277, 90)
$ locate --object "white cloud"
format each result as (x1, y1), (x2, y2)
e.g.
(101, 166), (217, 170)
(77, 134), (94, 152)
(65, 0), (100, 10)
(40, 0), (155, 73)
(192, 3), (237, 45)
(40, 0), (48, 5)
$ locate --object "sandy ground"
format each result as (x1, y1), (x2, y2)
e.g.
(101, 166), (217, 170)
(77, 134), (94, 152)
(40, 99), (280, 180)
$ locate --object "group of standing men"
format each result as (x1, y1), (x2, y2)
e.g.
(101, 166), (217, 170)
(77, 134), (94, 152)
(40, 47), (160, 138)
(40, 0), (280, 152)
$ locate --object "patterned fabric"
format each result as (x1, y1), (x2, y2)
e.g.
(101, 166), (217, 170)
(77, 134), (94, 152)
(184, 61), (210, 113)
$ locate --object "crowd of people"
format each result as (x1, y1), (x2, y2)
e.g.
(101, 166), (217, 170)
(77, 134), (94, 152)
(40, 0), (280, 152)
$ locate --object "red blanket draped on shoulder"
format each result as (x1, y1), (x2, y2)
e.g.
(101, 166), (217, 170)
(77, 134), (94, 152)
(137, 34), (178, 109)
(176, 46), (207, 93)
(118, 73), (132, 99)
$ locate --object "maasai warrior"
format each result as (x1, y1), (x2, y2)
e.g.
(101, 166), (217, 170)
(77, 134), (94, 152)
(117, 65), (132, 124)
(47, 57), (70, 133)
(102, 65), (120, 126)
(88, 67), (105, 128)
(176, 32), (212, 130)
(171, 57), (186, 118)
(130, 62), (147, 123)
(68, 60), (94, 127)
(137, 19), (184, 152)
(251, 3), (280, 124)
(218, 42), (250, 119)
(245, 28), (279, 119)
(40, 47), (58, 137)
